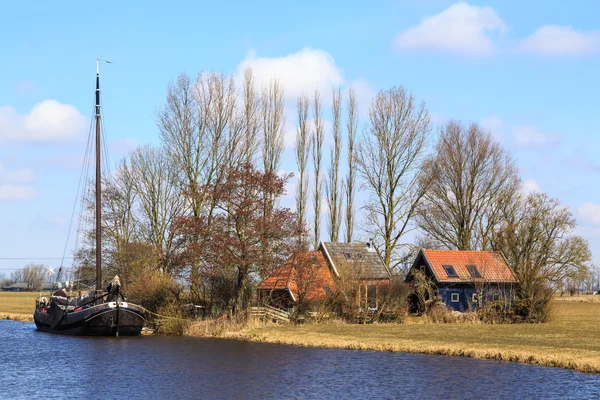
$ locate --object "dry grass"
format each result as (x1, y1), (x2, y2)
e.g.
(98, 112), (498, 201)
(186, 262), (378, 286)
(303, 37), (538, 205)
(553, 294), (600, 303)
(0, 292), (39, 316)
(187, 301), (600, 374)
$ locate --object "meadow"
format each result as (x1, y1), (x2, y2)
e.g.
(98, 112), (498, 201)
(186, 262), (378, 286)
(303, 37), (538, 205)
(189, 296), (600, 373)
(0, 291), (38, 321)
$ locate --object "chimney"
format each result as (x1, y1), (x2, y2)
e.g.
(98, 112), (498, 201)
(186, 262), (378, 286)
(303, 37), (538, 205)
(366, 238), (375, 252)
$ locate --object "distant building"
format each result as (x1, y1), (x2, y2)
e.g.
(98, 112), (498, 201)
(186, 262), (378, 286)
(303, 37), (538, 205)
(1, 282), (58, 292)
(406, 249), (519, 312)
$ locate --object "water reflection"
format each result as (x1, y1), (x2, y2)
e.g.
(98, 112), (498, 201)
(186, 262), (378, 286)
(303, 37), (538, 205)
(1, 321), (599, 400)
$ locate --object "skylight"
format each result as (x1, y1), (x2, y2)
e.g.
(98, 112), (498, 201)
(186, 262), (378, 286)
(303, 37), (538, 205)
(466, 264), (481, 278)
(443, 265), (458, 278)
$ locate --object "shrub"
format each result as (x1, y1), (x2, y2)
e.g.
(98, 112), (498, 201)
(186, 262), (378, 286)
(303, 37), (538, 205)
(127, 269), (181, 313)
(425, 303), (458, 323)
(156, 301), (189, 336)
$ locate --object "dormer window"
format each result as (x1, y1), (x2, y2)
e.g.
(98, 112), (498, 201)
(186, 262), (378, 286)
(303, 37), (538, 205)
(355, 253), (363, 259)
(443, 265), (458, 278)
(343, 252), (352, 259)
(466, 264), (481, 278)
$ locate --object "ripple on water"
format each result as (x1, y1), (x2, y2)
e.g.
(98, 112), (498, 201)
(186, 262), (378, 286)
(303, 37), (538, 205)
(1, 320), (599, 400)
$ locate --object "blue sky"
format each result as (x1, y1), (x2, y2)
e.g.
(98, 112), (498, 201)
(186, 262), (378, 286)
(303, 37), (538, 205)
(1, 0), (599, 276)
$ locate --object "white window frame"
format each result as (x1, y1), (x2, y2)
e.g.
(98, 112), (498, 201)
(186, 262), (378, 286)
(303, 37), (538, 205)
(493, 293), (500, 301)
(472, 293), (479, 303)
(451, 293), (459, 302)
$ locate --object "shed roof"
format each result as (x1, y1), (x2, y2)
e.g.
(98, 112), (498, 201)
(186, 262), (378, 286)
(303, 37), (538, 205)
(418, 249), (518, 284)
(319, 242), (390, 281)
(257, 251), (337, 301)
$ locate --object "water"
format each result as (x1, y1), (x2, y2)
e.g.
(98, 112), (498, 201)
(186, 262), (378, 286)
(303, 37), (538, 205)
(1, 320), (599, 400)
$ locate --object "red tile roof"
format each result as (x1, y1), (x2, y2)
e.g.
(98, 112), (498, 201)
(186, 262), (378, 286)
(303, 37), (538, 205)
(421, 249), (518, 283)
(257, 251), (337, 301)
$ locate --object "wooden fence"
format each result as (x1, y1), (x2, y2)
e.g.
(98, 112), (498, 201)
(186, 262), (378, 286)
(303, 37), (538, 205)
(249, 305), (290, 323)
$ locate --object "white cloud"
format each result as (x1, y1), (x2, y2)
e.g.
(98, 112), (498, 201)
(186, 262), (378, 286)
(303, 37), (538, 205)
(519, 25), (600, 56)
(0, 184), (36, 200)
(3, 168), (35, 183)
(521, 179), (541, 196)
(579, 203), (600, 225)
(393, 2), (506, 57)
(0, 100), (87, 143)
(236, 48), (344, 100)
(480, 115), (504, 142)
(512, 125), (560, 148)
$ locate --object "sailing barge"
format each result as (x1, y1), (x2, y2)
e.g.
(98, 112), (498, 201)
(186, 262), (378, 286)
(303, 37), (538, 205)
(33, 60), (145, 336)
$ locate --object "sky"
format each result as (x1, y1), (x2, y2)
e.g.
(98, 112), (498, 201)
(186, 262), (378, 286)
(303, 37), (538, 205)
(0, 0), (599, 277)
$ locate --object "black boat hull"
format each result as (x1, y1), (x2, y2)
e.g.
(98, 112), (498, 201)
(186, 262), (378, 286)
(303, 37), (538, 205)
(34, 302), (145, 336)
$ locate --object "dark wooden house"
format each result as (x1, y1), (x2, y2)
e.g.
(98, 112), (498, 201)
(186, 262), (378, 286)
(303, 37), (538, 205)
(319, 241), (391, 309)
(406, 249), (519, 312)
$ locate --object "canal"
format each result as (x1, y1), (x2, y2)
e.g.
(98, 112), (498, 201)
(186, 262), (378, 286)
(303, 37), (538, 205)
(1, 320), (599, 399)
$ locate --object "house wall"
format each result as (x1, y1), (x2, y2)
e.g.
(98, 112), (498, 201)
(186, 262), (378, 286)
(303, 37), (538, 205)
(437, 283), (517, 312)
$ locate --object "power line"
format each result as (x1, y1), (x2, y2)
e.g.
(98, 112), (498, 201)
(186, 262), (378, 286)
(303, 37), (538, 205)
(0, 257), (75, 260)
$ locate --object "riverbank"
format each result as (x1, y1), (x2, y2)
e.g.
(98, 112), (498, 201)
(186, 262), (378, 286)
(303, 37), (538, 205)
(187, 298), (600, 373)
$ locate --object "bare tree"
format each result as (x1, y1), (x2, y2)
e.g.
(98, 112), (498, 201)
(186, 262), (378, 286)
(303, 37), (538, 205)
(326, 86), (343, 242)
(417, 121), (520, 250)
(241, 67), (261, 165)
(22, 263), (47, 291)
(129, 145), (186, 274)
(494, 192), (592, 301)
(261, 78), (285, 176)
(356, 86), (431, 273)
(345, 88), (358, 243)
(157, 73), (202, 217)
(158, 72), (244, 290)
(312, 89), (324, 249)
(295, 93), (311, 233)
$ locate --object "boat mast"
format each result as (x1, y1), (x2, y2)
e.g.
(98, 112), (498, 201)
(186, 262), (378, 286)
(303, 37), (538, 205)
(95, 59), (102, 294)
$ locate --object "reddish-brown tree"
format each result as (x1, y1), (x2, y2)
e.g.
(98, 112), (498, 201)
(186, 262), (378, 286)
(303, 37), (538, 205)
(175, 163), (303, 313)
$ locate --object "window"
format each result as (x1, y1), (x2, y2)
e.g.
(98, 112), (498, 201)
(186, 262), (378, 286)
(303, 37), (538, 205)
(493, 293), (500, 301)
(324, 286), (333, 297)
(472, 293), (479, 303)
(451, 293), (459, 302)
(354, 253), (363, 259)
(343, 252), (352, 259)
(443, 265), (458, 278)
(466, 264), (481, 278)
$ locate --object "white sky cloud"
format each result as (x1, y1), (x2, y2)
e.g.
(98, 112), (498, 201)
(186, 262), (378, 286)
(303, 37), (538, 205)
(0, 184), (36, 200)
(519, 25), (600, 56)
(479, 115), (504, 142)
(512, 124), (560, 148)
(521, 179), (541, 196)
(0, 100), (87, 143)
(579, 203), (600, 225)
(3, 168), (35, 183)
(236, 48), (344, 101)
(393, 2), (506, 57)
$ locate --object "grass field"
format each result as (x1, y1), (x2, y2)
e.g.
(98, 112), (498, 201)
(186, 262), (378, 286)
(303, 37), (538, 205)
(0, 292), (39, 321)
(189, 296), (600, 373)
